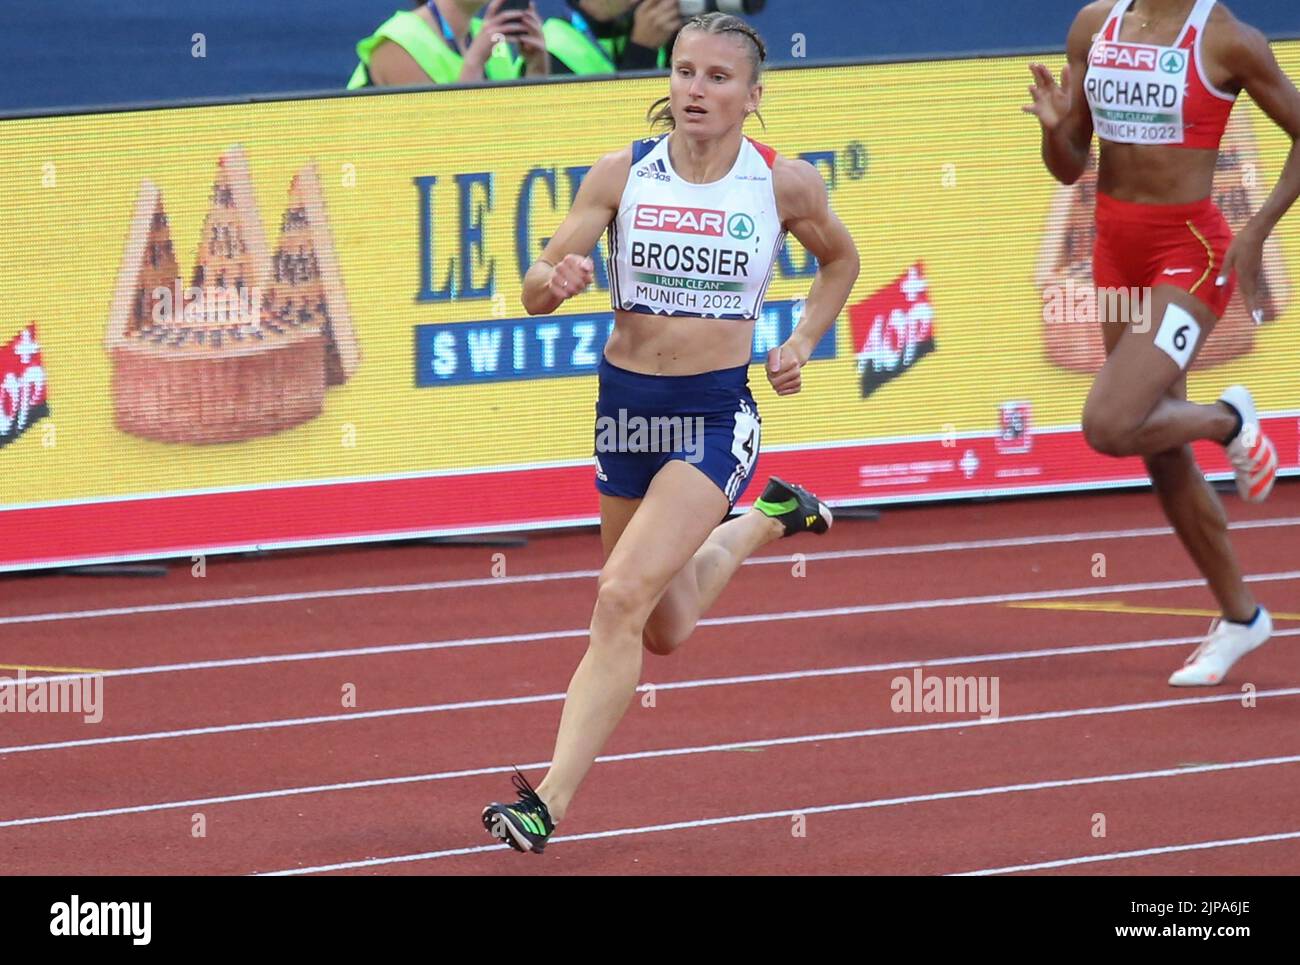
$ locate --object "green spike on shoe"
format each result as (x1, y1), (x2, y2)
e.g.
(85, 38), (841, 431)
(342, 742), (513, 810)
(481, 769), (555, 854)
(754, 477), (833, 537)
(754, 495), (799, 517)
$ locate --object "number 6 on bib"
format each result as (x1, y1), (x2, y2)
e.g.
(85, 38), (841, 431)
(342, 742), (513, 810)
(1153, 304), (1202, 370)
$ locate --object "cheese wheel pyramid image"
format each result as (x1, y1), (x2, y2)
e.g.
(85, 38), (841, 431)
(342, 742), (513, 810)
(107, 146), (359, 444)
(1037, 110), (1291, 373)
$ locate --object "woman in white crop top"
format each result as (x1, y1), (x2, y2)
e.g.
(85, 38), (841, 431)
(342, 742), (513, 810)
(481, 12), (860, 854)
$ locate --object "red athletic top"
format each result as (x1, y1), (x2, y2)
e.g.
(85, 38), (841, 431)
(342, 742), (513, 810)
(1086, 0), (1237, 150)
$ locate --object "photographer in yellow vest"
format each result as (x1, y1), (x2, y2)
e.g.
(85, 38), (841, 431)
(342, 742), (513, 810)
(348, 0), (549, 88)
(555, 0), (682, 72)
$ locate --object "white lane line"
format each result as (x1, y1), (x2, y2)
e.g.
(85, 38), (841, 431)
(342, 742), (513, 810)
(254, 753), (1300, 875)
(950, 830), (1300, 876)
(3, 597), (1296, 756)
(6, 628), (592, 687)
(3, 622), (1297, 756)
(0, 570), (595, 627)
(5, 687), (1298, 827)
(9, 572), (1300, 688)
(5, 515), (1298, 626)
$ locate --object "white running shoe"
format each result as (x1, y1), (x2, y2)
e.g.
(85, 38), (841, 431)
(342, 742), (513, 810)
(1220, 385), (1278, 503)
(1168, 608), (1273, 687)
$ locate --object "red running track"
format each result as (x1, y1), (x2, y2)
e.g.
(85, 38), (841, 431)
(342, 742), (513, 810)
(0, 483), (1297, 875)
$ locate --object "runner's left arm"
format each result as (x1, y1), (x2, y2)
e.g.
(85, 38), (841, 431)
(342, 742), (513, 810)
(1216, 21), (1300, 318)
(768, 157), (860, 396)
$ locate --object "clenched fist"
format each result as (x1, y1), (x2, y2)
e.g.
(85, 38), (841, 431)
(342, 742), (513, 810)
(766, 342), (806, 396)
(548, 254), (596, 302)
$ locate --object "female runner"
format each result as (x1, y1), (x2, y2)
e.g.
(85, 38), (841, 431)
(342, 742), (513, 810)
(482, 12), (861, 852)
(1025, 0), (1300, 685)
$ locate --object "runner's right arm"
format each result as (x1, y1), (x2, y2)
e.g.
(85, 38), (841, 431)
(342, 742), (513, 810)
(1024, 3), (1104, 185)
(522, 149), (630, 316)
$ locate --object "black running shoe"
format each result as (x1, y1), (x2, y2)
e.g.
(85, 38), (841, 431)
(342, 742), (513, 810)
(481, 770), (555, 853)
(753, 476), (833, 537)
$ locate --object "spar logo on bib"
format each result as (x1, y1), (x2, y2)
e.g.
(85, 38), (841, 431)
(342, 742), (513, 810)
(1091, 43), (1158, 70)
(633, 205), (726, 237)
(1159, 50), (1187, 74)
(727, 213), (756, 240)
(1, 323), (50, 449)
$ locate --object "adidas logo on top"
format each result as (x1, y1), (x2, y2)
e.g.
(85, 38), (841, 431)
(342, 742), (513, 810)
(636, 158), (671, 182)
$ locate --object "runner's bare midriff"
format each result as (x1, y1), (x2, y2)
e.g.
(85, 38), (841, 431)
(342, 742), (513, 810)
(1096, 141), (1220, 203)
(604, 309), (756, 375)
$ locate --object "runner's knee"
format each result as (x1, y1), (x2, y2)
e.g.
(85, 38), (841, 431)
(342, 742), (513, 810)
(592, 572), (657, 640)
(641, 623), (683, 656)
(1082, 402), (1140, 457)
(641, 600), (693, 656)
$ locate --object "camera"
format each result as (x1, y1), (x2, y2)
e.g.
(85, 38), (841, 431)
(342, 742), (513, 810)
(563, 0), (766, 46)
(566, 1), (767, 24)
(677, 1), (766, 14)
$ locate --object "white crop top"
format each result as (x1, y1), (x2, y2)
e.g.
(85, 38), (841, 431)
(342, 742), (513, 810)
(606, 133), (786, 321)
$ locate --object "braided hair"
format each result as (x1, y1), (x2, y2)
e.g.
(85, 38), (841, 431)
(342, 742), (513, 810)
(647, 13), (768, 130)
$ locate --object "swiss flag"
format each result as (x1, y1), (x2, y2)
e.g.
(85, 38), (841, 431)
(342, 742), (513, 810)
(849, 263), (936, 399)
(1, 323), (50, 447)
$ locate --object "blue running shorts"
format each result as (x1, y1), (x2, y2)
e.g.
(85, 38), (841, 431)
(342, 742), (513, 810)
(594, 356), (761, 508)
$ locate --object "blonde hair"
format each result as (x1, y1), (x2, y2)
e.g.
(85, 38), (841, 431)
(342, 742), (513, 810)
(647, 13), (767, 131)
